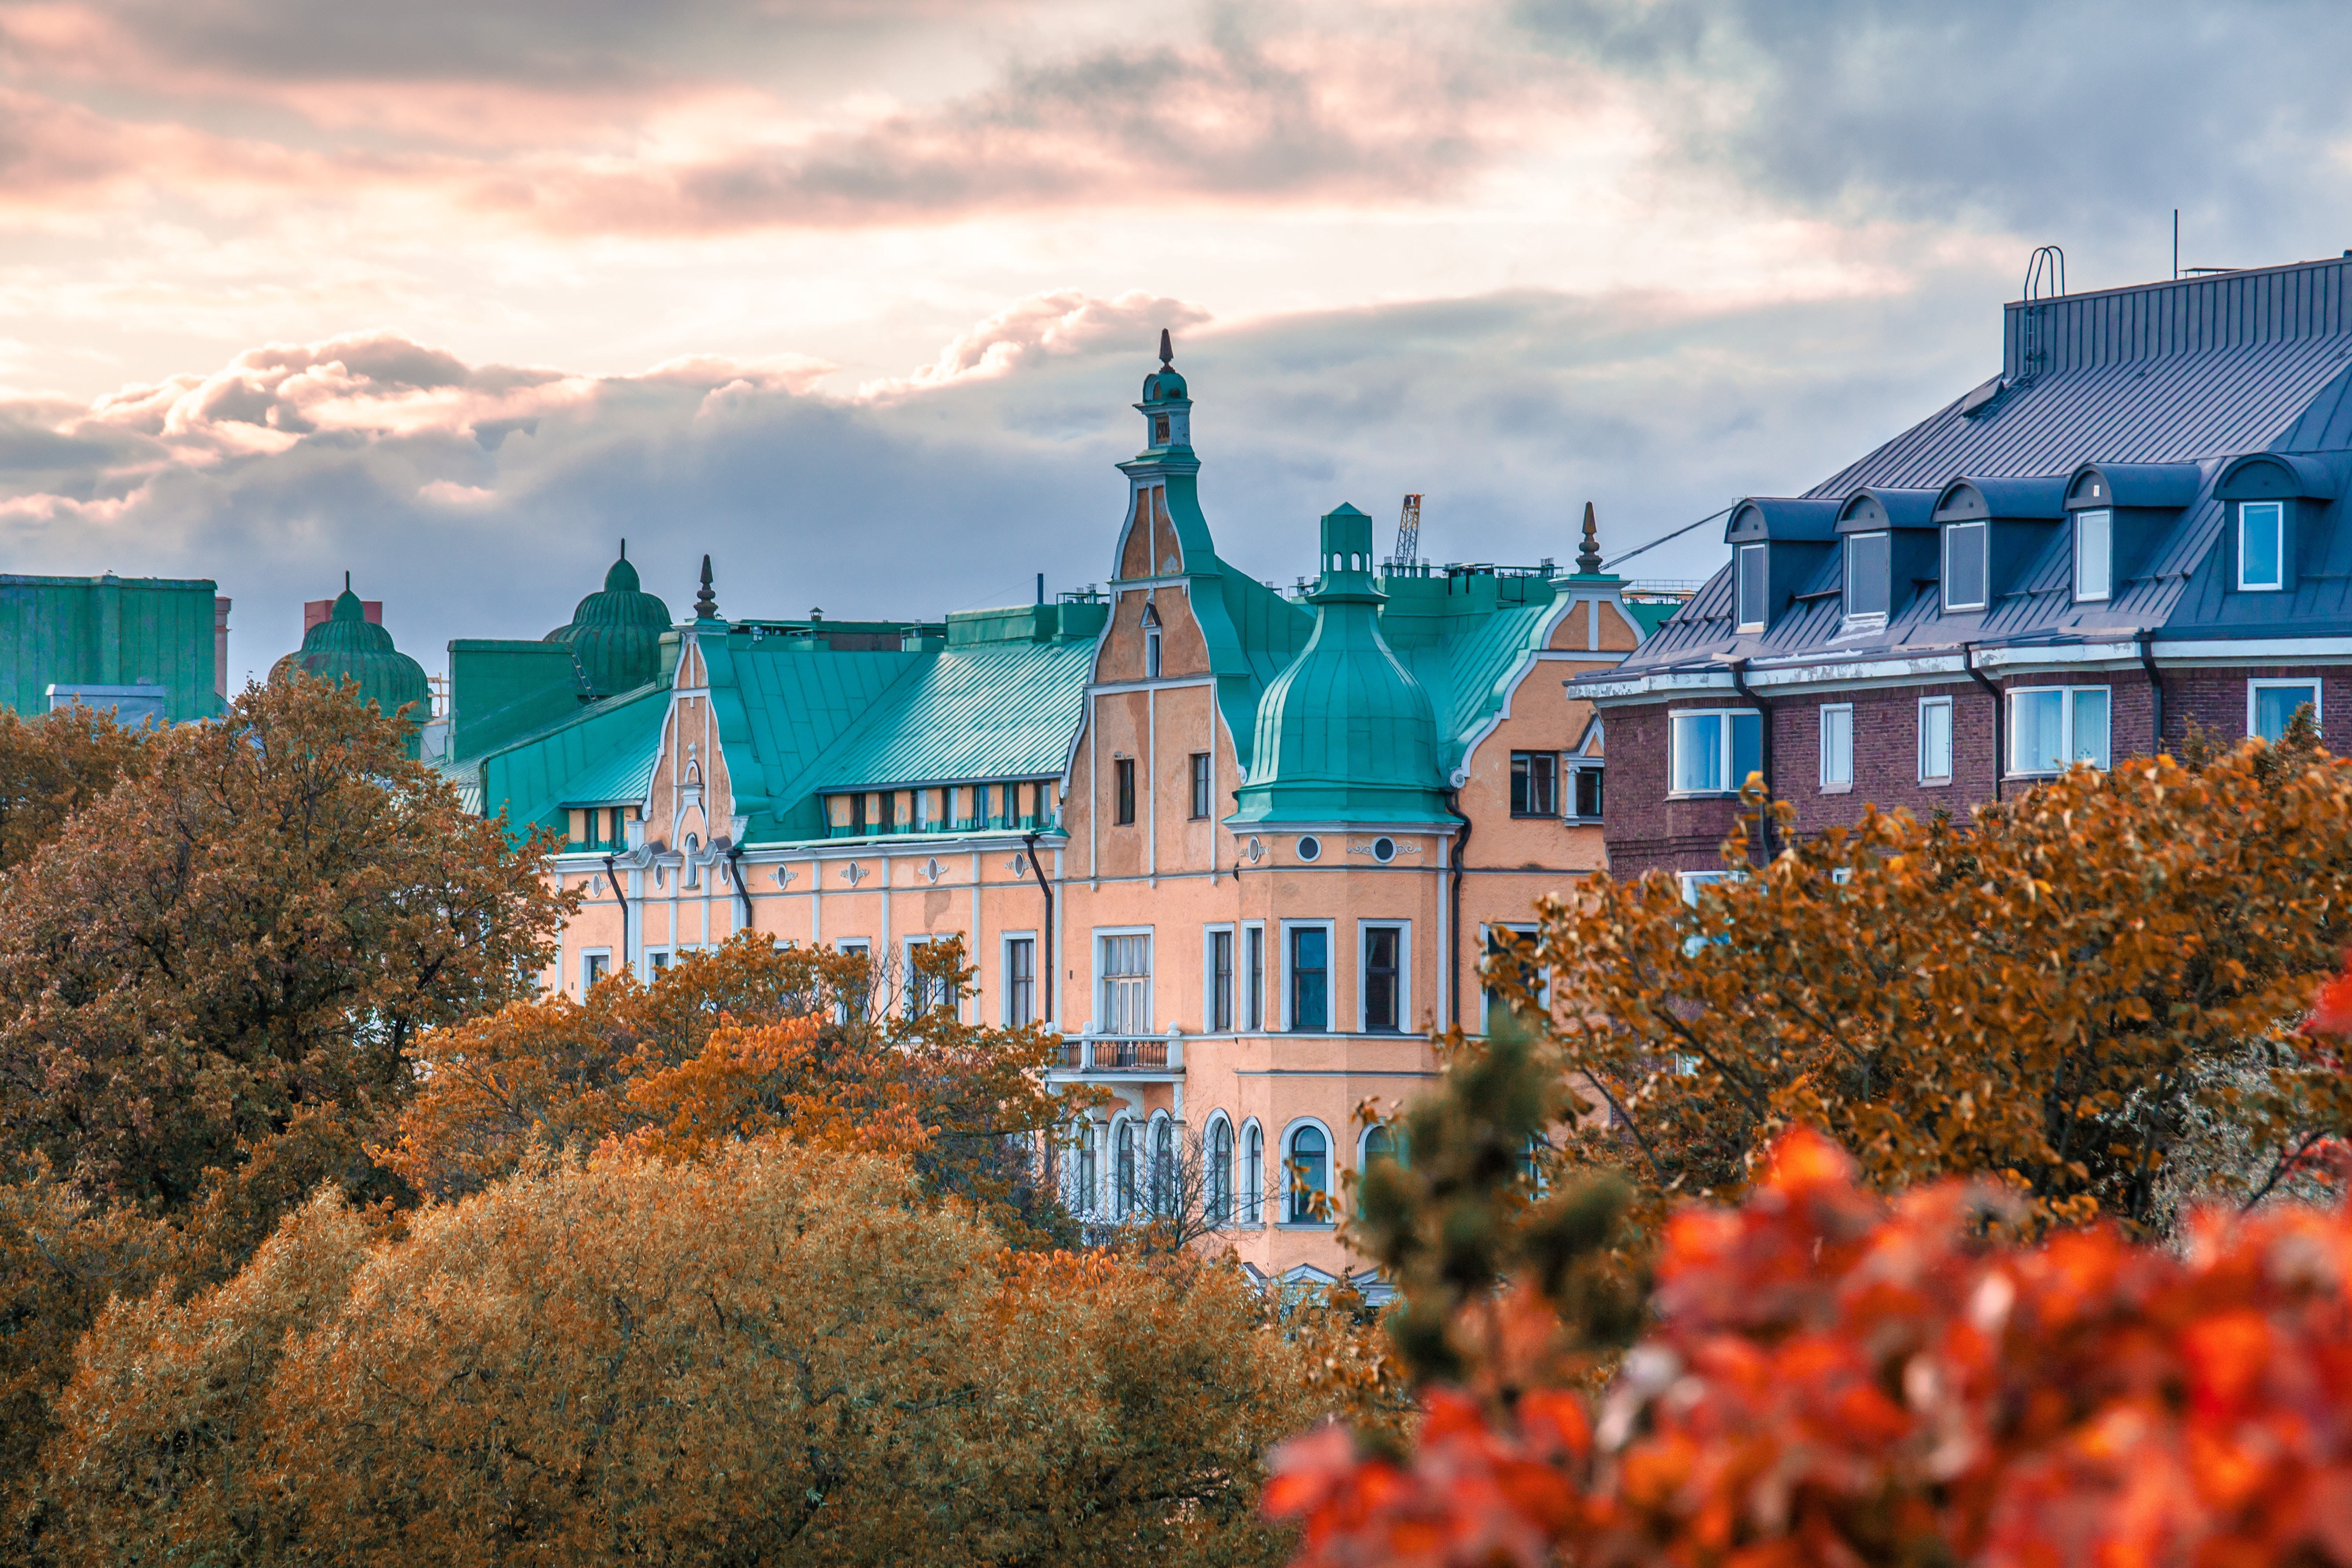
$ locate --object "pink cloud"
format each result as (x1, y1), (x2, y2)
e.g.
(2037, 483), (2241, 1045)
(860, 290), (1211, 398)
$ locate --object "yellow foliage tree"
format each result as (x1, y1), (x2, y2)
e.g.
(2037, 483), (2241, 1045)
(41, 1143), (1319, 1566)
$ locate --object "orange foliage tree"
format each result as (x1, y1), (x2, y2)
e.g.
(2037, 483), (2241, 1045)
(1517, 737), (2352, 1232)
(380, 933), (1082, 1242)
(1269, 1016), (2352, 1568)
(42, 1141), (1322, 1567)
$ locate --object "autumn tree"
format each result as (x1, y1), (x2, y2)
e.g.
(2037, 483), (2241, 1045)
(1515, 737), (2352, 1233)
(382, 933), (1084, 1243)
(41, 1141), (1324, 1567)
(0, 704), (149, 873)
(0, 676), (573, 1219)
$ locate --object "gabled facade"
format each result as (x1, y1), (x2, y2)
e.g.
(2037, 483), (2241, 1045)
(456, 338), (1655, 1280)
(1580, 254), (2352, 888)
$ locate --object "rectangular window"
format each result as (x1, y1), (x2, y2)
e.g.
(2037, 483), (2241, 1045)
(1843, 531), (1890, 622)
(969, 783), (989, 829)
(582, 951), (609, 995)
(2240, 501), (2286, 591)
(835, 939), (871, 1023)
(1100, 934), (1150, 1035)
(2074, 509), (2112, 601)
(649, 949), (671, 974)
(1006, 937), (1036, 1027)
(1210, 929), (1234, 1031)
(1189, 752), (1211, 818)
(1819, 703), (1854, 791)
(1918, 696), (1953, 784)
(1114, 758), (1136, 825)
(849, 793), (868, 835)
(1246, 924), (1265, 1030)
(1943, 521), (1988, 612)
(1670, 710), (1763, 795)
(904, 937), (959, 1020)
(1508, 751), (1558, 816)
(1481, 923), (1542, 1030)
(1570, 764), (1604, 819)
(2009, 686), (2111, 774)
(1290, 926), (1328, 1031)
(1735, 543), (1768, 632)
(1363, 925), (1402, 1033)
(2250, 679), (2321, 742)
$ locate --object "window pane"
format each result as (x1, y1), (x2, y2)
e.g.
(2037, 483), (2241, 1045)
(1945, 522), (1988, 610)
(1920, 701), (1952, 780)
(1845, 531), (1890, 619)
(1573, 766), (1603, 818)
(1509, 752), (1531, 813)
(1247, 926), (1264, 1028)
(2013, 689), (2065, 772)
(1821, 707), (1853, 789)
(2255, 684), (2318, 742)
(1288, 1126), (1326, 1222)
(1291, 927), (1328, 1031)
(1730, 712), (1762, 793)
(2075, 510), (2111, 600)
(1245, 1125), (1263, 1222)
(1211, 930), (1234, 1031)
(1737, 544), (1768, 629)
(1103, 934), (1149, 1035)
(1671, 714), (1722, 793)
(2242, 502), (2284, 589)
(1533, 753), (1556, 815)
(2071, 687), (2110, 768)
(1209, 1122), (1232, 1223)
(1365, 926), (1400, 1032)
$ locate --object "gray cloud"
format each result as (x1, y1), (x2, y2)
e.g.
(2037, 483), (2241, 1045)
(1519, 0), (2352, 282)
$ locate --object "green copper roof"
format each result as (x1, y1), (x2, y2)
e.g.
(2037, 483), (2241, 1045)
(271, 579), (429, 754)
(816, 636), (1094, 792)
(0, 572), (222, 722)
(477, 681), (667, 841)
(546, 541), (672, 699)
(1228, 505), (1454, 828)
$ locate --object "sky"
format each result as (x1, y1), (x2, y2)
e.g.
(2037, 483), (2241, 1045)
(5, 0), (2352, 681)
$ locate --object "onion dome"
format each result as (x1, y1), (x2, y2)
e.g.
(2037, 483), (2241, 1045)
(545, 541), (673, 698)
(271, 575), (431, 755)
(1228, 505), (1454, 827)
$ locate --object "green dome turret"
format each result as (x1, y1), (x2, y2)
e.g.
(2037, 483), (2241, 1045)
(545, 540), (673, 698)
(1227, 505), (1454, 828)
(271, 574), (432, 756)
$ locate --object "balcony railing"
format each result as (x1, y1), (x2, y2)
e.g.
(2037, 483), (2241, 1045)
(1048, 1036), (1183, 1074)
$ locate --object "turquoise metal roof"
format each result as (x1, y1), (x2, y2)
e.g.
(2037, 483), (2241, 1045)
(478, 682), (667, 839)
(558, 740), (656, 807)
(815, 638), (1095, 790)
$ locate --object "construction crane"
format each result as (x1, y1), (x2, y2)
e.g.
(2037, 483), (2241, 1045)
(1394, 494), (1423, 564)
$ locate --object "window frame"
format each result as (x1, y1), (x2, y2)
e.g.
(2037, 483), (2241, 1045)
(2238, 500), (2287, 592)
(1113, 757), (1136, 825)
(1205, 1113), (1235, 1228)
(1359, 920), (1409, 1034)
(1243, 921), (1266, 1031)
(901, 934), (961, 1021)
(1001, 930), (1038, 1027)
(2006, 685), (2112, 776)
(1842, 529), (1891, 628)
(833, 938), (873, 1022)
(1281, 918), (1337, 1034)
(1818, 702), (1854, 793)
(2074, 508), (2113, 602)
(1204, 923), (1236, 1033)
(1735, 542), (1768, 633)
(1241, 1118), (1265, 1226)
(1941, 519), (1990, 613)
(1917, 694), (1954, 786)
(1188, 751), (1211, 819)
(1094, 926), (1154, 1037)
(1142, 603), (1164, 678)
(1478, 921), (1544, 1035)
(2249, 678), (2322, 742)
(580, 948), (612, 998)
(1279, 1117), (1336, 1228)
(1508, 750), (1559, 816)
(1566, 759), (1605, 821)
(1668, 707), (1764, 797)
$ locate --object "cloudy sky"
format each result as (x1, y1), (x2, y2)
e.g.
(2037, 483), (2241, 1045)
(4, 0), (2352, 678)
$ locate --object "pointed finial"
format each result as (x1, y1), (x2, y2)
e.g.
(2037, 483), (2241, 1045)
(619, 538), (627, 560)
(1158, 328), (1172, 368)
(344, 570), (352, 591)
(1576, 501), (1604, 576)
(694, 554), (718, 620)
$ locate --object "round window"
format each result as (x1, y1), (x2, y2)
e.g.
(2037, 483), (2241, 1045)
(1372, 836), (1396, 863)
(1246, 837), (1264, 863)
(1296, 835), (1322, 862)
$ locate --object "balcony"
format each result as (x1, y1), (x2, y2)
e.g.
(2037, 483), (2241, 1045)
(1046, 1034), (1184, 1077)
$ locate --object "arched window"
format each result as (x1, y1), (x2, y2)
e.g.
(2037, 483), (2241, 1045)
(1244, 1123), (1264, 1225)
(1208, 1118), (1234, 1226)
(1152, 1117), (1175, 1216)
(1143, 603), (1163, 680)
(1287, 1125), (1327, 1224)
(1077, 1125), (1097, 1216)
(1364, 1123), (1407, 1169)
(1115, 1120), (1137, 1215)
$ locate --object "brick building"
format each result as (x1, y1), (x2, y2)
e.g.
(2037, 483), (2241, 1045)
(1577, 253), (2352, 890)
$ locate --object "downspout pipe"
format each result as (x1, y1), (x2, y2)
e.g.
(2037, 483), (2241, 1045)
(1725, 658), (1774, 859)
(1022, 831), (1055, 1024)
(1447, 789), (1472, 1031)
(1963, 644), (2002, 803)
(601, 854), (630, 974)
(2136, 631), (2164, 757)
(725, 840), (753, 932)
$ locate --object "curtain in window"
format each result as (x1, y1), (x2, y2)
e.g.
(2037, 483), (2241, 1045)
(1102, 935), (1149, 1034)
(2256, 684), (2319, 742)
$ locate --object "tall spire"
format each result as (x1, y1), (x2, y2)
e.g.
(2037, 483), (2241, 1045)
(694, 554), (718, 620)
(1576, 501), (1604, 576)
(1158, 327), (1173, 368)
(619, 538), (627, 560)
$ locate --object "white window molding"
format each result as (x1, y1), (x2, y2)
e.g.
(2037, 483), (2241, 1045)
(1476, 921), (1543, 1036)
(2008, 685), (2112, 775)
(1093, 925), (1154, 1037)
(2249, 678), (2322, 742)
(1668, 707), (1764, 796)
(1239, 1116), (1266, 1227)
(1942, 521), (1989, 613)
(1203, 1111), (1237, 1229)
(579, 948), (612, 998)
(1735, 543), (1767, 632)
(2238, 500), (2286, 592)
(1917, 695), (1954, 785)
(1842, 530), (1891, 629)
(1277, 1116), (1337, 1229)
(999, 929), (1039, 1027)
(1819, 703), (1854, 793)
(1279, 918), (1338, 1034)
(2074, 509), (2113, 602)
(1241, 920), (1267, 1034)
(1357, 920), (1410, 1034)
(1202, 923), (1237, 1034)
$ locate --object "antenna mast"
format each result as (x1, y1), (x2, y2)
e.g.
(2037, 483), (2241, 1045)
(1394, 493), (1423, 562)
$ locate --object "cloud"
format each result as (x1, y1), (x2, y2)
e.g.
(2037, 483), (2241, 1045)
(859, 290), (1209, 397)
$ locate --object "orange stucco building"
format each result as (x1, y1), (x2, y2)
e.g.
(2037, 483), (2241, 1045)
(444, 339), (1665, 1289)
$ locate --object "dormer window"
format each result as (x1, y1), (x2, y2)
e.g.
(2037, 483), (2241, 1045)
(1942, 522), (1988, 612)
(1143, 603), (1163, 677)
(1843, 531), (1890, 626)
(1153, 414), (1170, 444)
(1735, 544), (1767, 632)
(2238, 501), (2285, 591)
(2074, 509), (2112, 602)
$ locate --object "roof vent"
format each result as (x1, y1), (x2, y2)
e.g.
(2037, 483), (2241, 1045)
(1959, 376), (2006, 418)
